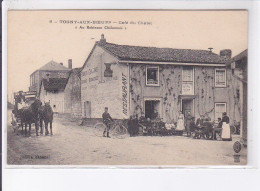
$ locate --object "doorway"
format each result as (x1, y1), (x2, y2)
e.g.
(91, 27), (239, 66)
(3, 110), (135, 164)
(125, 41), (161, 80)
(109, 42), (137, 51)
(145, 100), (161, 120)
(182, 99), (193, 118)
(84, 101), (91, 118)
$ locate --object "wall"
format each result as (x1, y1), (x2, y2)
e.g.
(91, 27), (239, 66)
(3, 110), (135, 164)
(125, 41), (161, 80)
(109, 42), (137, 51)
(129, 63), (241, 124)
(81, 45), (128, 119)
(39, 87), (65, 113)
(64, 72), (81, 118)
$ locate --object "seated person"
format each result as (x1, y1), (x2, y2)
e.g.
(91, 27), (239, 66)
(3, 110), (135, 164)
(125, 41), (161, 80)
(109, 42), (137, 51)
(196, 115), (204, 127)
(165, 119), (175, 130)
(213, 118), (223, 140)
(138, 113), (147, 126)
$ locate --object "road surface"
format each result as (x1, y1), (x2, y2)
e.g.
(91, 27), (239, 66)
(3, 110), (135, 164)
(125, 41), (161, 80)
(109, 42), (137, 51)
(7, 114), (247, 166)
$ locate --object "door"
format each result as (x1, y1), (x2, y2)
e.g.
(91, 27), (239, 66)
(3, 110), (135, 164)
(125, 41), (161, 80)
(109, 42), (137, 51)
(145, 100), (161, 119)
(182, 99), (193, 117)
(84, 101), (91, 118)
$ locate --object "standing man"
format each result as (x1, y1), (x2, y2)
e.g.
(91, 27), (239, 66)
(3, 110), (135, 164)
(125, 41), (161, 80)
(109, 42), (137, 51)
(102, 107), (113, 138)
(185, 111), (193, 137)
(196, 115), (204, 127)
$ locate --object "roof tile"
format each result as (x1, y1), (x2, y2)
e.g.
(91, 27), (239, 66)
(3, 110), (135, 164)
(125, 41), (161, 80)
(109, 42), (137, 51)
(98, 42), (227, 64)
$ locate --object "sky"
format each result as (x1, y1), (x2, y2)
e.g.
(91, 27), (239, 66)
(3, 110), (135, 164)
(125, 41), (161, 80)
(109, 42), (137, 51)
(7, 10), (248, 100)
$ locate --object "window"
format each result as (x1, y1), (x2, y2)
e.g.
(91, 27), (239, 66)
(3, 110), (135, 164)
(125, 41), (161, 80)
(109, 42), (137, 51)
(215, 103), (227, 120)
(215, 69), (226, 87)
(182, 66), (194, 95)
(146, 66), (159, 86)
(104, 63), (113, 77)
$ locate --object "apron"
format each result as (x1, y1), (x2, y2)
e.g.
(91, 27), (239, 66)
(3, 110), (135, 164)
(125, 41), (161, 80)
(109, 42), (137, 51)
(222, 122), (232, 140)
(176, 119), (185, 131)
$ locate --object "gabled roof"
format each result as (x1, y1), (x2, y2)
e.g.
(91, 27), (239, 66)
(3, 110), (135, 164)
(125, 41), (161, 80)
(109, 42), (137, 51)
(97, 41), (228, 64)
(41, 78), (68, 91)
(226, 49), (248, 65)
(69, 67), (82, 79)
(39, 60), (70, 71)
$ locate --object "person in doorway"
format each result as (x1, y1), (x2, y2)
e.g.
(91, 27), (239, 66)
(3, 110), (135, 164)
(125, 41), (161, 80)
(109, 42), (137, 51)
(152, 109), (159, 120)
(185, 111), (193, 137)
(102, 107), (113, 138)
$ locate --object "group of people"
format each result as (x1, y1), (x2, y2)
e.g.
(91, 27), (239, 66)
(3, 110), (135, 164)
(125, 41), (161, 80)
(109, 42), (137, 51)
(173, 111), (231, 140)
(101, 107), (231, 140)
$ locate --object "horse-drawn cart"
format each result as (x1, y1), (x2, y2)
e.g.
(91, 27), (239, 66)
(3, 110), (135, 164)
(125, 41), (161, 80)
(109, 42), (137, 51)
(12, 91), (37, 129)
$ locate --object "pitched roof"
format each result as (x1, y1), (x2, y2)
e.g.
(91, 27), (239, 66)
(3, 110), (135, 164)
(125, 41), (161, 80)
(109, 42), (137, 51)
(97, 41), (227, 64)
(70, 67), (82, 79)
(41, 78), (68, 91)
(39, 60), (70, 71)
(226, 49), (248, 65)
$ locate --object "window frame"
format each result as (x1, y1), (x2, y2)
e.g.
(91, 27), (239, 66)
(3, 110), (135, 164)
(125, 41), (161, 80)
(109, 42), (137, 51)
(146, 66), (160, 87)
(215, 68), (227, 87)
(214, 102), (227, 120)
(182, 66), (194, 95)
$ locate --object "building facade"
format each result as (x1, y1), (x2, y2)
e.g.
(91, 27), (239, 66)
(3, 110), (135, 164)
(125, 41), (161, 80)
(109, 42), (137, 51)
(64, 68), (82, 118)
(81, 35), (241, 125)
(226, 49), (247, 144)
(39, 78), (68, 113)
(29, 60), (71, 94)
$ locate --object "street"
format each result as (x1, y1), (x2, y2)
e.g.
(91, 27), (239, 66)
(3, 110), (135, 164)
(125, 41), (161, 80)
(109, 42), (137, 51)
(7, 113), (247, 166)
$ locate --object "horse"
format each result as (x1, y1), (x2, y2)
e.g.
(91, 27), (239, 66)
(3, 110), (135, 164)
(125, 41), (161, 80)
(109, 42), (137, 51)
(39, 103), (54, 136)
(19, 99), (42, 136)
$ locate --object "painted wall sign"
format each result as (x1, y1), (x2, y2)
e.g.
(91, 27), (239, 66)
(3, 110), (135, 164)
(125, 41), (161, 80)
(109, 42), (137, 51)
(81, 67), (98, 76)
(122, 73), (128, 116)
(89, 76), (98, 82)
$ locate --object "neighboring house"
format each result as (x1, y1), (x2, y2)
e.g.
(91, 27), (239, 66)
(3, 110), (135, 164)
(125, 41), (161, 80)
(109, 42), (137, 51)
(81, 34), (241, 125)
(64, 67), (82, 118)
(39, 78), (68, 113)
(226, 49), (248, 145)
(29, 60), (72, 94)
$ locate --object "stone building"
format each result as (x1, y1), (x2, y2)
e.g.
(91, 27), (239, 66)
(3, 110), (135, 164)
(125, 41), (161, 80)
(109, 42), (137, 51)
(64, 67), (82, 118)
(29, 60), (71, 94)
(39, 78), (68, 113)
(226, 49), (248, 144)
(81, 35), (241, 125)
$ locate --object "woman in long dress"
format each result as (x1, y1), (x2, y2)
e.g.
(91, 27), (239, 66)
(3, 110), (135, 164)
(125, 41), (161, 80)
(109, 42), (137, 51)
(176, 113), (185, 131)
(221, 112), (232, 141)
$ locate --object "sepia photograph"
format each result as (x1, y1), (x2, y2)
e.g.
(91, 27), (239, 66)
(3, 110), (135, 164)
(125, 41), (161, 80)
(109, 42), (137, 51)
(6, 10), (248, 166)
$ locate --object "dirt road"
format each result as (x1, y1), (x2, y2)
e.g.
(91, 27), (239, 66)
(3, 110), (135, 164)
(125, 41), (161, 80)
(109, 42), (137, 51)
(7, 115), (247, 166)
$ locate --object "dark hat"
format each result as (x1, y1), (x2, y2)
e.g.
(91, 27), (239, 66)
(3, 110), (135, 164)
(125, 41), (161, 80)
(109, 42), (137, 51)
(105, 107), (108, 109)
(223, 112), (227, 115)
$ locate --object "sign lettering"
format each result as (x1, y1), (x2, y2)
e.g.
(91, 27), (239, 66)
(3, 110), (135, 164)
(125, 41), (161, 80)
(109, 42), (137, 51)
(122, 73), (128, 116)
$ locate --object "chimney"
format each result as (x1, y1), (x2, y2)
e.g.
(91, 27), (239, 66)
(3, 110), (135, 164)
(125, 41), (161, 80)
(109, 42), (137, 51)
(99, 34), (106, 45)
(68, 59), (72, 69)
(220, 49), (232, 59)
(208, 48), (213, 53)
(60, 62), (63, 65)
